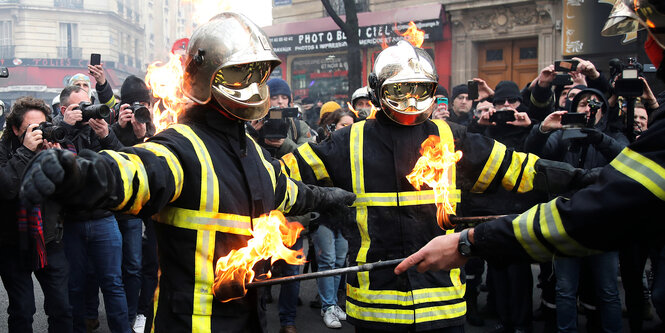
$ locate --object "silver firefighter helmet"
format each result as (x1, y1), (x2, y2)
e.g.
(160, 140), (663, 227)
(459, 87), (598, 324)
(182, 12), (281, 120)
(368, 40), (438, 126)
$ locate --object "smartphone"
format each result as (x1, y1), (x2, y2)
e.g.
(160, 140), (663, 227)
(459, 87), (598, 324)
(90, 53), (101, 66)
(555, 60), (579, 72)
(0, 67), (8, 78)
(560, 112), (587, 127)
(467, 80), (479, 100)
(489, 109), (516, 124)
(436, 97), (448, 105)
(552, 74), (573, 86)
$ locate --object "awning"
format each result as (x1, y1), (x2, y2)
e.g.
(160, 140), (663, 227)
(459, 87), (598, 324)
(1, 66), (123, 89)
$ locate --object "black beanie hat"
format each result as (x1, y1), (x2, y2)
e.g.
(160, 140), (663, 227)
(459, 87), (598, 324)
(121, 75), (151, 105)
(493, 81), (522, 102)
(267, 78), (292, 104)
(435, 84), (449, 98)
(451, 84), (468, 101)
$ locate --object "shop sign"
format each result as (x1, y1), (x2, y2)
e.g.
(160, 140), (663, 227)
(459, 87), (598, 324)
(269, 19), (443, 54)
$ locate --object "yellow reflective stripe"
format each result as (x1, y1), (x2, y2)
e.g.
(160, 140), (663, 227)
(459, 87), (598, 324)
(171, 124), (219, 212)
(501, 151), (527, 191)
(471, 142), (507, 193)
(539, 199), (596, 256)
(355, 206), (371, 264)
(346, 302), (414, 324)
(348, 284), (465, 305)
(136, 142), (183, 202)
(350, 122), (365, 193)
(512, 205), (552, 261)
(153, 206), (252, 236)
(297, 143), (330, 182)
(247, 134), (276, 190)
(192, 230), (215, 332)
(281, 153), (302, 181)
(610, 148), (665, 200)
(517, 153), (539, 193)
(415, 302), (466, 322)
(449, 267), (464, 294)
(432, 120), (457, 195)
(353, 190), (461, 207)
(105, 150), (135, 211)
(277, 178), (300, 214)
(120, 152), (151, 215)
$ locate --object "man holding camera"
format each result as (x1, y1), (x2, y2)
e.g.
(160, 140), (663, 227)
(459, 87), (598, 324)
(54, 85), (129, 333)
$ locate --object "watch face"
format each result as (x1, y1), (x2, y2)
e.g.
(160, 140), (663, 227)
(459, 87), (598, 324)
(459, 243), (472, 257)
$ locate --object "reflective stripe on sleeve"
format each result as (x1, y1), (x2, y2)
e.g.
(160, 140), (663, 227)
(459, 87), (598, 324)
(538, 199), (597, 256)
(610, 147), (665, 201)
(353, 190), (460, 207)
(297, 143), (330, 182)
(281, 153), (302, 181)
(471, 142), (507, 193)
(135, 142), (183, 202)
(120, 152), (150, 215)
(512, 205), (553, 262)
(104, 150), (136, 211)
(276, 178), (299, 214)
(501, 151), (527, 191)
(153, 206), (252, 236)
(516, 153), (539, 193)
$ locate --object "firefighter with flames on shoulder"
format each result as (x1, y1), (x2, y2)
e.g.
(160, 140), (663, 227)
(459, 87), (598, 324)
(19, 12), (355, 333)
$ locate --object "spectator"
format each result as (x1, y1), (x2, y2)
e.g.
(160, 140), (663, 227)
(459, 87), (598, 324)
(351, 86), (374, 120)
(449, 84), (472, 125)
(67, 73), (98, 103)
(431, 85), (449, 120)
(0, 96), (71, 333)
(113, 75), (155, 146)
(55, 85), (129, 333)
(266, 78), (315, 145)
(525, 87), (627, 333)
(634, 100), (648, 135)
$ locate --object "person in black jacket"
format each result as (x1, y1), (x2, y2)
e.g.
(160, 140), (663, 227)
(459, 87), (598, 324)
(0, 96), (72, 332)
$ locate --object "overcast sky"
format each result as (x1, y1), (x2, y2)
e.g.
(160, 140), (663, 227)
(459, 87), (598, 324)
(189, 0), (273, 27)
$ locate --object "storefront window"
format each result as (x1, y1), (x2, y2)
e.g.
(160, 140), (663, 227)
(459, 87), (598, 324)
(291, 53), (348, 104)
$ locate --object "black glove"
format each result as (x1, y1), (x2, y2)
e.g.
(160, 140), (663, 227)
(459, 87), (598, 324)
(21, 149), (78, 206)
(533, 159), (602, 195)
(308, 185), (356, 213)
(21, 149), (117, 208)
(580, 128), (608, 146)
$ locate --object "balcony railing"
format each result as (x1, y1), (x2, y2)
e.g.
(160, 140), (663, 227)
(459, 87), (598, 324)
(0, 45), (15, 58)
(57, 46), (82, 59)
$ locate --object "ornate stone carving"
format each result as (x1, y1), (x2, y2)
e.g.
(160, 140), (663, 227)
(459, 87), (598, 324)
(511, 6), (538, 26)
(466, 3), (543, 32)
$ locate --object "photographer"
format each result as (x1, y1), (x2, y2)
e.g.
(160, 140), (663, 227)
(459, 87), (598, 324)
(0, 96), (71, 332)
(54, 86), (129, 333)
(524, 87), (627, 333)
(111, 75), (156, 146)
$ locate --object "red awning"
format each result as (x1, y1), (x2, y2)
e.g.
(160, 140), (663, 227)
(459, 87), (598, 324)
(1, 66), (123, 89)
(263, 3), (443, 36)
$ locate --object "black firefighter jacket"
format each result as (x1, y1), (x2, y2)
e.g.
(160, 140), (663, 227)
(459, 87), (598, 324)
(280, 111), (542, 331)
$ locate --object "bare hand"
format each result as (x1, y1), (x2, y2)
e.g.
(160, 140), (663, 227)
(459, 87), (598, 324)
(537, 65), (556, 88)
(131, 116), (147, 140)
(540, 110), (567, 132)
(473, 78), (494, 101)
(394, 232), (468, 274)
(477, 107), (494, 126)
(87, 64), (106, 86)
(570, 72), (587, 86)
(23, 123), (43, 152)
(572, 57), (599, 80)
(41, 141), (62, 151)
(507, 111), (532, 127)
(88, 118), (109, 139)
(639, 77), (659, 109)
(62, 104), (83, 126)
(118, 104), (132, 128)
(250, 119), (264, 131)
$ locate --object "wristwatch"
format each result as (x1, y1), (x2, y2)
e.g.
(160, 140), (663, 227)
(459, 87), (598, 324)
(458, 229), (475, 257)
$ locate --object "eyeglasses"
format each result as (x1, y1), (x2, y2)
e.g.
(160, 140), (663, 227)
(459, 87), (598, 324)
(214, 61), (272, 90)
(493, 98), (519, 106)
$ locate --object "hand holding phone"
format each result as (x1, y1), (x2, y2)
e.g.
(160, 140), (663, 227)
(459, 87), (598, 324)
(467, 80), (479, 100)
(90, 53), (101, 67)
(555, 60), (580, 72)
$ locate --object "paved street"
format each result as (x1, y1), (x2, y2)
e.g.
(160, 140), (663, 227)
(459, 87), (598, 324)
(1, 256), (660, 332)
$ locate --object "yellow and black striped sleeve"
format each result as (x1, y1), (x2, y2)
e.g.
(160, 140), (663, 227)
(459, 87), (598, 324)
(459, 132), (539, 194)
(100, 135), (184, 218)
(472, 144), (665, 262)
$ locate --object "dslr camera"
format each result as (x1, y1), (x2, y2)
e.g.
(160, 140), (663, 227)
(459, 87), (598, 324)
(262, 107), (299, 139)
(561, 98), (603, 141)
(34, 121), (66, 144)
(129, 102), (152, 124)
(78, 102), (110, 122)
(609, 57), (644, 97)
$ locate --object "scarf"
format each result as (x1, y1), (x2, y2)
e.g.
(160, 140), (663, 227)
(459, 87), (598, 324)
(17, 204), (47, 269)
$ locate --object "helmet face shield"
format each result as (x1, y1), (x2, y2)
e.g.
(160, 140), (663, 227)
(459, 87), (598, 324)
(213, 61), (272, 90)
(381, 81), (436, 113)
(211, 61), (274, 121)
(602, 0), (665, 48)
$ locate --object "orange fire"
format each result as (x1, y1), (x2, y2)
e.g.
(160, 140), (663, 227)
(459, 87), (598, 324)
(213, 210), (306, 302)
(396, 21), (425, 48)
(346, 101), (378, 119)
(406, 135), (463, 230)
(144, 52), (189, 133)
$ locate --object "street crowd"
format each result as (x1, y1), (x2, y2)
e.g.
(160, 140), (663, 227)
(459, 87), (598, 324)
(1, 6), (665, 333)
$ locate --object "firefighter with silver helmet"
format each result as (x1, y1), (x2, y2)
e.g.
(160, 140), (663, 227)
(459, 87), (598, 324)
(280, 40), (593, 331)
(19, 12), (355, 333)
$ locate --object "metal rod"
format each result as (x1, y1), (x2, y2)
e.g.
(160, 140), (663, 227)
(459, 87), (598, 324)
(246, 258), (405, 288)
(450, 215), (506, 226)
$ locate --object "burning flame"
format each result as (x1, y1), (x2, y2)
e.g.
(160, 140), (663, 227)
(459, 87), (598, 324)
(396, 21), (425, 48)
(213, 210), (305, 302)
(406, 135), (463, 230)
(145, 52), (189, 133)
(346, 101), (378, 119)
